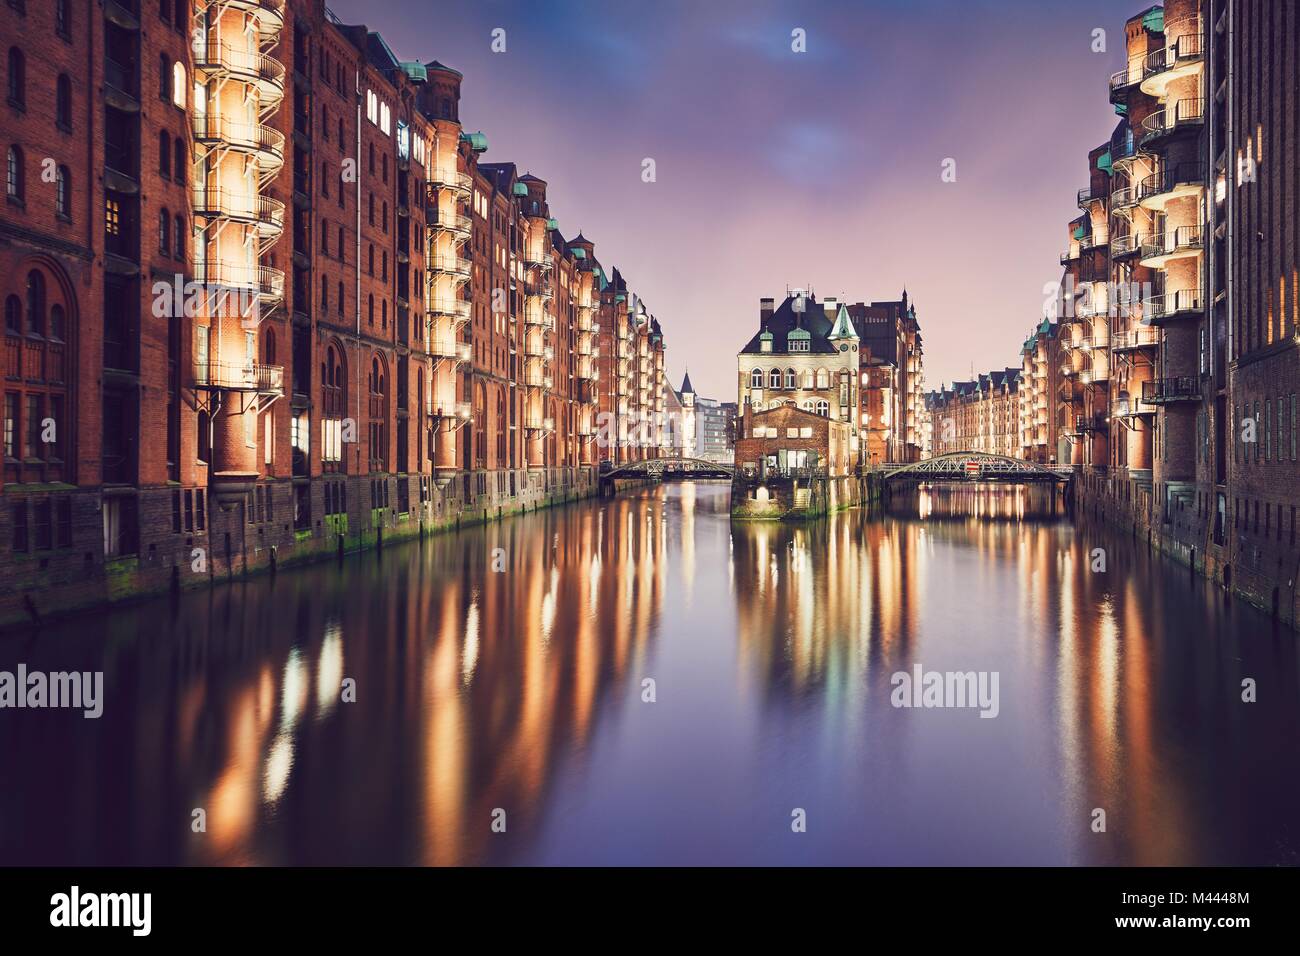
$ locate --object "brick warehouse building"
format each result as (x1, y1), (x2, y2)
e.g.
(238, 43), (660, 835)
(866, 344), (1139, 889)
(0, 0), (667, 625)
(968, 1), (1298, 626)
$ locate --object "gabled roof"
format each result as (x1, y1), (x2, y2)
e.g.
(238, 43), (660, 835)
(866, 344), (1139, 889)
(739, 294), (839, 355)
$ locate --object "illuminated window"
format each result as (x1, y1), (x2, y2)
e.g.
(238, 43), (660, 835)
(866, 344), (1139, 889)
(172, 62), (185, 107)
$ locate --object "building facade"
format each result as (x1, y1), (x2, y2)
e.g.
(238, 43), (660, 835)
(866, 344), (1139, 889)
(0, 0), (666, 625)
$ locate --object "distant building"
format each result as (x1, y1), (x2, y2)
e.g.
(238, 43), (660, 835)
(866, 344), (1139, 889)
(734, 403), (853, 479)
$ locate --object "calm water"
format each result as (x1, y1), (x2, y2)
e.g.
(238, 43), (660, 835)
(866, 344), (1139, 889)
(2, 482), (1298, 866)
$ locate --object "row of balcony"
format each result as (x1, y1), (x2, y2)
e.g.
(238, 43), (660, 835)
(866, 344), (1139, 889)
(1108, 16), (1203, 100)
(429, 338), (473, 363)
(197, 260), (284, 303)
(194, 360), (283, 394)
(1142, 289), (1203, 325)
(429, 253), (471, 278)
(427, 297), (471, 322)
(429, 212), (472, 237)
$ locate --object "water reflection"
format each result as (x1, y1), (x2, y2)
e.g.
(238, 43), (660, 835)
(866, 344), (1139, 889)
(0, 482), (1296, 865)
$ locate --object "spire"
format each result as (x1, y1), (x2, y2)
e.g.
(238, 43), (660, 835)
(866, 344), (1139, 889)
(828, 303), (858, 341)
(680, 369), (695, 396)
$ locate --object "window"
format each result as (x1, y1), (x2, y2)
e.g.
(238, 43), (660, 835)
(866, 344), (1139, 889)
(785, 368), (796, 389)
(173, 213), (184, 259)
(4, 295), (19, 333)
(7, 47), (23, 108)
(816, 400), (829, 416)
(55, 165), (69, 219)
(56, 0), (70, 39)
(171, 62), (186, 108)
(750, 368), (763, 389)
(25, 269), (43, 335)
(158, 208), (170, 255)
(815, 368), (829, 389)
(56, 74), (71, 130)
(159, 130), (171, 177)
(159, 54), (170, 101)
(6, 144), (21, 200)
(174, 139), (185, 184)
(768, 368), (781, 389)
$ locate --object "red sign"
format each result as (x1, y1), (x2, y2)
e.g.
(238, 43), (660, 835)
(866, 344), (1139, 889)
(965, 460), (981, 477)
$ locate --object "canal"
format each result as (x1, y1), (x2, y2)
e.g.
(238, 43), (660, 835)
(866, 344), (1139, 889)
(1, 482), (1298, 865)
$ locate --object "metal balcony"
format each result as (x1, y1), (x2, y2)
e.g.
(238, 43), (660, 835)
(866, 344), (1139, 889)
(1108, 63), (1141, 102)
(1137, 163), (1206, 212)
(430, 338), (472, 363)
(1139, 97), (1204, 146)
(1142, 289), (1204, 325)
(202, 0), (285, 39)
(1109, 232), (1142, 258)
(1110, 326), (1159, 351)
(194, 360), (284, 394)
(198, 260), (285, 305)
(429, 253), (471, 278)
(192, 114), (286, 174)
(1140, 19), (1204, 98)
(1142, 376), (1201, 404)
(429, 212), (472, 237)
(1139, 224), (1204, 268)
(191, 188), (285, 237)
(428, 169), (472, 196)
(193, 40), (285, 112)
(427, 297), (471, 323)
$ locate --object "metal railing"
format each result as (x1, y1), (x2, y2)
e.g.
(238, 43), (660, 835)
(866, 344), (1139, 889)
(428, 169), (473, 194)
(194, 40), (286, 92)
(1137, 162), (1206, 203)
(191, 188), (285, 231)
(198, 261), (285, 300)
(1110, 326), (1159, 350)
(1142, 376), (1200, 402)
(1140, 97), (1205, 143)
(1145, 289), (1203, 322)
(192, 114), (285, 165)
(194, 361), (284, 393)
(1140, 224), (1204, 261)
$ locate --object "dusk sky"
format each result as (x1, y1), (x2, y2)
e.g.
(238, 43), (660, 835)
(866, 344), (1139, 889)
(332, 0), (1143, 400)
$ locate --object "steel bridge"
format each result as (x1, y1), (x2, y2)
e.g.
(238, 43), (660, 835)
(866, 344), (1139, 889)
(603, 457), (734, 481)
(882, 452), (1073, 484)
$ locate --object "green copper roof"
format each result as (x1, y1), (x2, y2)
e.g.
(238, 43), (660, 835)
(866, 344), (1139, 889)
(1113, 102), (1128, 116)
(788, 328), (811, 339)
(829, 303), (858, 340)
(572, 248), (586, 259)
(459, 131), (488, 152)
(614, 293), (626, 303)
(1098, 150), (1113, 172)
(399, 62), (427, 82)
(546, 218), (558, 231)
(1073, 223), (1086, 240)
(759, 330), (773, 340)
(512, 182), (528, 197)
(1142, 8), (1164, 33)
(1038, 318), (1052, 334)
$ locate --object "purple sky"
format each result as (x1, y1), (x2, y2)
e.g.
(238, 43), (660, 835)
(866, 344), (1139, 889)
(332, 0), (1142, 400)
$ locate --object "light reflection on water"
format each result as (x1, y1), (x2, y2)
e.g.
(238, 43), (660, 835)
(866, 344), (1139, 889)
(0, 482), (1297, 866)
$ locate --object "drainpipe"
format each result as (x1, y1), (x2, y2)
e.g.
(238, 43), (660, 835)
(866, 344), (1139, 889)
(355, 63), (363, 475)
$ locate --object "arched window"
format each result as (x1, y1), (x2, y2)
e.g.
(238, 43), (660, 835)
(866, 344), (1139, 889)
(816, 400), (829, 417)
(158, 208), (170, 255)
(749, 368), (763, 389)
(171, 62), (186, 108)
(55, 0), (70, 38)
(320, 275), (328, 310)
(56, 74), (71, 130)
(369, 354), (388, 472)
(381, 299), (387, 328)
(337, 281), (344, 314)
(367, 293), (374, 326)
(4, 295), (20, 334)
(158, 54), (170, 101)
(815, 368), (829, 389)
(801, 369), (814, 389)
(8, 266), (72, 484)
(55, 166), (70, 219)
(173, 138), (185, 185)
(7, 48), (24, 108)
(173, 213), (184, 259)
(158, 130), (171, 177)
(785, 368), (796, 389)
(262, 327), (276, 366)
(6, 145), (22, 200)
(768, 368), (781, 389)
(25, 270), (45, 336)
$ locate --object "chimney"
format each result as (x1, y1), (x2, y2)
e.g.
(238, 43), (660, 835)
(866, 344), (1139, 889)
(823, 296), (838, 313)
(760, 297), (774, 328)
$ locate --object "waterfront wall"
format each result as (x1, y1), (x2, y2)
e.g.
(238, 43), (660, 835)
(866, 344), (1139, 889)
(0, 467), (597, 629)
(730, 472), (881, 520)
(1076, 467), (1300, 630)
